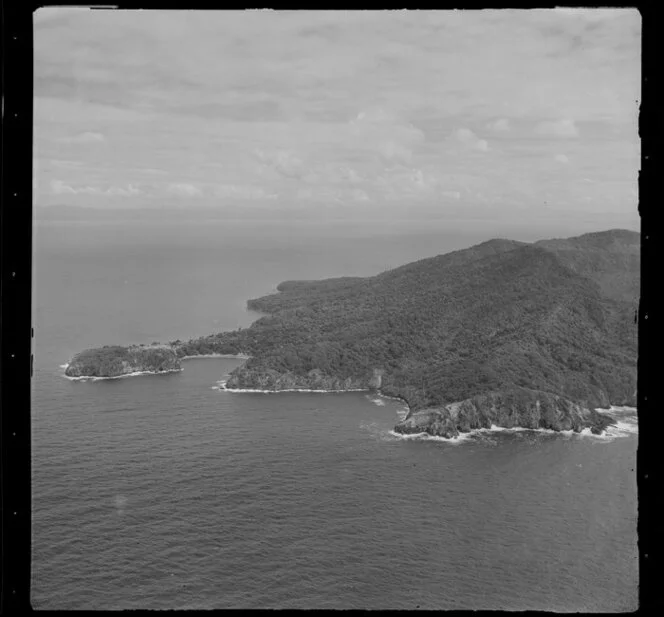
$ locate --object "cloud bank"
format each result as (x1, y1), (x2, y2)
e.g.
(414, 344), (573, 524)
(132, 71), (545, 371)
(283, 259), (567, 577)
(34, 8), (640, 225)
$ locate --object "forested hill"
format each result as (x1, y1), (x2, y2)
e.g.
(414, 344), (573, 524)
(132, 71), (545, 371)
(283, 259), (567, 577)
(211, 228), (638, 413)
(66, 229), (639, 430)
(534, 229), (640, 303)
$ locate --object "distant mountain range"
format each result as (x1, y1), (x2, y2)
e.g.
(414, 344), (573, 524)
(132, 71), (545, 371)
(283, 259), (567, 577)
(65, 229), (639, 437)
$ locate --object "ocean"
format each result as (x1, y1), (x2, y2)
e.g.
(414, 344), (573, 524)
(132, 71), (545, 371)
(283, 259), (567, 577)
(31, 217), (638, 611)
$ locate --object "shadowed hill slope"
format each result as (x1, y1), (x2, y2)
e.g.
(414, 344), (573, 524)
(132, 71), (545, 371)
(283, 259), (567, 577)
(535, 229), (639, 303)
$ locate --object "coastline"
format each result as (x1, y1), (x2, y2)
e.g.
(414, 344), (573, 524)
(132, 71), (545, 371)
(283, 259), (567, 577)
(61, 352), (250, 380)
(63, 367), (183, 381)
(217, 382), (371, 394)
(374, 391), (412, 414)
(388, 409), (638, 443)
(180, 353), (252, 360)
(61, 353), (636, 442)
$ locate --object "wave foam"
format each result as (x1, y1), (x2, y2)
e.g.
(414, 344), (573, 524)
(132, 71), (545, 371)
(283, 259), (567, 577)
(210, 378), (228, 391)
(181, 353), (251, 360)
(218, 385), (369, 394)
(592, 406), (637, 440)
(389, 421), (635, 445)
(366, 397), (386, 406)
(605, 420), (638, 437)
(388, 430), (472, 444)
(376, 393), (407, 403)
(595, 405), (637, 417)
(472, 424), (629, 441)
(609, 405), (637, 413)
(474, 425), (573, 435)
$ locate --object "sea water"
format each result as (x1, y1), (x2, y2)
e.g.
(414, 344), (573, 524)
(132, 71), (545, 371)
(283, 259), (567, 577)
(31, 218), (638, 611)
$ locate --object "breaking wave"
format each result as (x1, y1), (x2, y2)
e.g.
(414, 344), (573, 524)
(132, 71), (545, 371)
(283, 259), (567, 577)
(217, 384), (369, 394)
(387, 430), (473, 445)
(387, 418), (638, 445)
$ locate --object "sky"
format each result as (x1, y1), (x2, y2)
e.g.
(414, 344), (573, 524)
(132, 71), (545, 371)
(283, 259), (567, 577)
(34, 8), (641, 230)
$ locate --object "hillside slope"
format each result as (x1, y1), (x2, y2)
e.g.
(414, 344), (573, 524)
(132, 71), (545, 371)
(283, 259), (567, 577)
(221, 231), (638, 411)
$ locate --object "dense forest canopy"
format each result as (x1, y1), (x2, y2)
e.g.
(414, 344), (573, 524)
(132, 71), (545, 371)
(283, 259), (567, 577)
(177, 229), (638, 412)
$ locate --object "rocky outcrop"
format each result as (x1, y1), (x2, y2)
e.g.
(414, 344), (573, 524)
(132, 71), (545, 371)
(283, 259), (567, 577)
(64, 344), (181, 378)
(393, 388), (615, 438)
(224, 366), (372, 391)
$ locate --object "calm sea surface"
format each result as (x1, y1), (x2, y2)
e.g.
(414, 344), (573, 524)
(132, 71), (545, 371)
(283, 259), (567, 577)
(31, 218), (638, 611)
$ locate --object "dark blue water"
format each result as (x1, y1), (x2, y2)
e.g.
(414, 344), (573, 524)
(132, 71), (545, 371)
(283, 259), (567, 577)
(31, 219), (638, 611)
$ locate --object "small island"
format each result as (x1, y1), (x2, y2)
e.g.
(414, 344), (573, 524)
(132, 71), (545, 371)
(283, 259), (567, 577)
(65, 229), (639, 437)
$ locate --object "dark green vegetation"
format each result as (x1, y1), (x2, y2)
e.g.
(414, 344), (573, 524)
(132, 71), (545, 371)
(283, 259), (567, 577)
(66, 229), (638, 435)
(65, 345), (180, 378)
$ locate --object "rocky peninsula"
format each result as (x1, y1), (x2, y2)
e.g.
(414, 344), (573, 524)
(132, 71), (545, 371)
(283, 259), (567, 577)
(65, 344), (181, 378)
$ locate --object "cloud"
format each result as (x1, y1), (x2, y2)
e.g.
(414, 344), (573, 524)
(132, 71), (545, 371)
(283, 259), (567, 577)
(554, 154), (570, 164)
(167, 183), (202, 197)
(338, 166), (363, 183)
(380, 140), (414, 164)
(107, 184), (141, 196)
(60, 131), (105, 144)
(409, 168), (427, 190)
(50, 179), (140, 195)
(350, 107), (425, 163)
(34, 11), (639, 217)
(255, 149), (305, 179)
(35, 10), (640, 127)
(138, 167), (168, 176)
(453, 128), (490, 152)
(355, 108), (392, 125)
(373, 166), (442, 198)
(487, 118), (511, 132)
(51, 179), (78, 194)
(350, 188), (370, 202)
(295, 186), (344, 202)
(442, 190), (461, 200)
(534, 118), (579, 138)
(454, 128), (475, 143)
(212, 184), (278, 200)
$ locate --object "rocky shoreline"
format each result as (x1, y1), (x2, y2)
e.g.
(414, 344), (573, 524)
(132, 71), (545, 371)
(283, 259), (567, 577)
(223, 366), (381, 392)
(392, 388), (615, 438)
